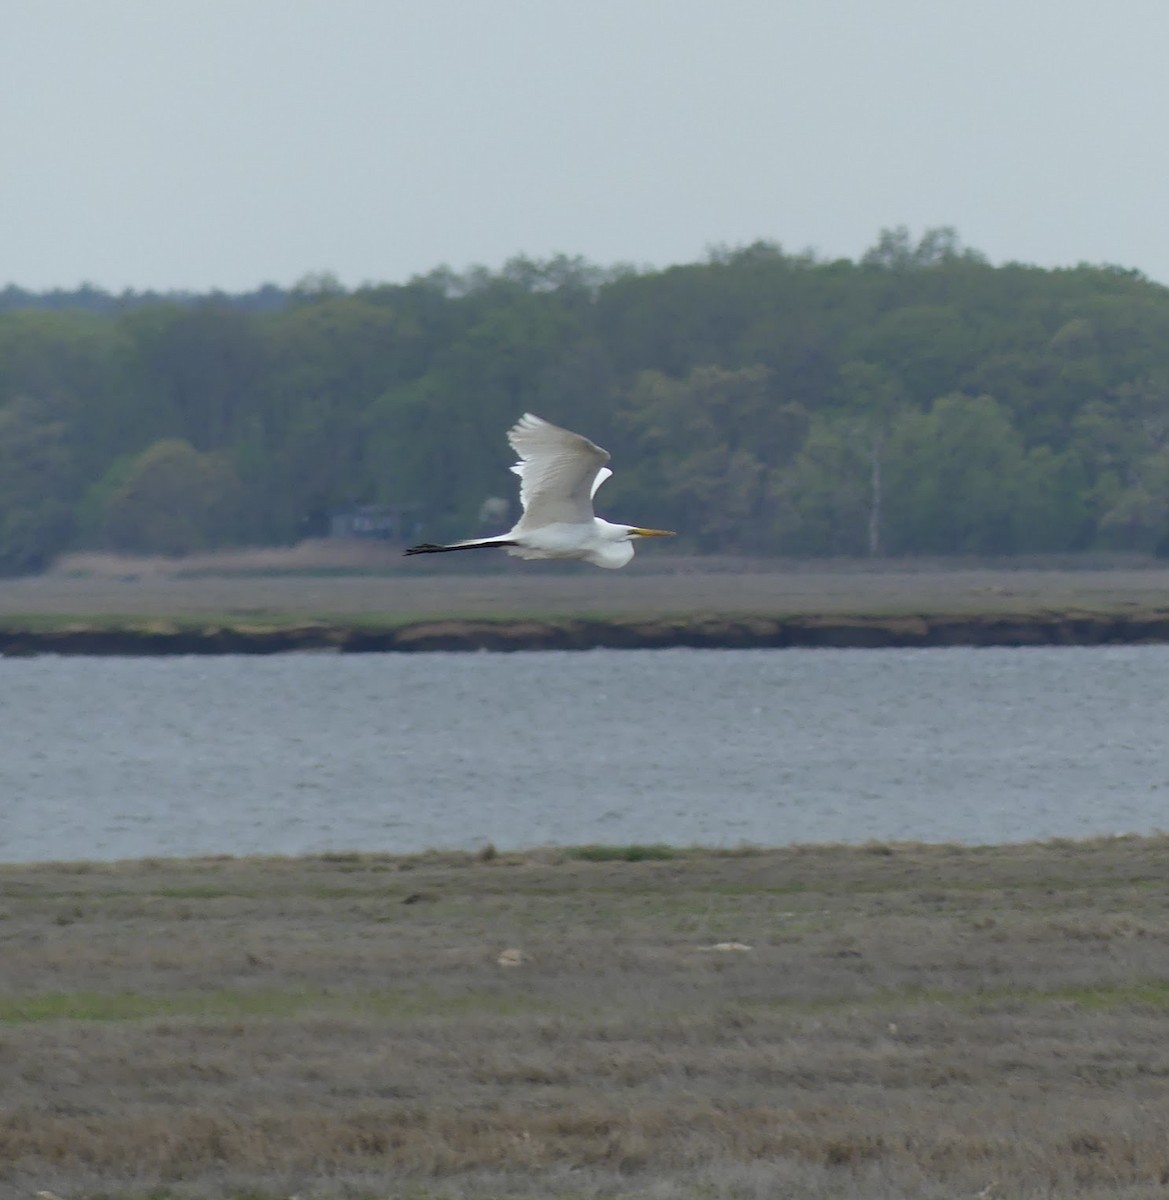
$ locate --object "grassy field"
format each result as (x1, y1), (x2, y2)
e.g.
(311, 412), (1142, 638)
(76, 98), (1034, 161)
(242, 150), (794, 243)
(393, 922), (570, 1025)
(3, 837), (1169, 1198)
(3, 547), (1169, 628)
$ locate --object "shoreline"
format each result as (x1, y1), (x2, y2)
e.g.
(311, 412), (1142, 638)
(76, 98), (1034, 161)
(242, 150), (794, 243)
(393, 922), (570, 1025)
(4, 608), (1169, 655)
(2, 830), (1163, 872)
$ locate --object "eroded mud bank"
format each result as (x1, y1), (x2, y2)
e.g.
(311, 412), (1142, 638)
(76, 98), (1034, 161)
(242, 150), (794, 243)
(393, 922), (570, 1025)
(5, 610), (1169, 655)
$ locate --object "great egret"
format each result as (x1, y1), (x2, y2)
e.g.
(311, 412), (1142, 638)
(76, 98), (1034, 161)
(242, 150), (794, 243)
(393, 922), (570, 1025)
(404, 413), (675, 569)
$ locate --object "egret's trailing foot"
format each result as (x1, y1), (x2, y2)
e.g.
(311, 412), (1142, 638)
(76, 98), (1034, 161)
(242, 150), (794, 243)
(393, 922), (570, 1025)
(404, 540), (519, 556)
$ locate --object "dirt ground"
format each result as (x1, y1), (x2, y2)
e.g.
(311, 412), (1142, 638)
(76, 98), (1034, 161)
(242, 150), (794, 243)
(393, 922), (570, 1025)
(3, 837), (1169, 1198)
(3, 545), (1169, 622)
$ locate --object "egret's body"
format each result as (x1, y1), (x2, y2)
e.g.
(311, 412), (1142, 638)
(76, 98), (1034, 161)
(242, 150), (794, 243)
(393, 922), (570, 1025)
(405, 413), (674, 568)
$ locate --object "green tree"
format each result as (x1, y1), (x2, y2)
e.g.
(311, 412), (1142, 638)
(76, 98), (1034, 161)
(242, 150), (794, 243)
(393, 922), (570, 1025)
(0, 397), (79, 573)
(834, 361), (906, 555)
(1012, 445), (1091, 552)
(883, 394), (1027, 554)
(1077, 372), (1169, 550)
(6, 240), (1169, 568)
(98, 438), (242, 555)
(622, 364), (807, 550)
(123, 304), (265, 450)
(771, 416), (871, 555)
(860, 225), (985, 271)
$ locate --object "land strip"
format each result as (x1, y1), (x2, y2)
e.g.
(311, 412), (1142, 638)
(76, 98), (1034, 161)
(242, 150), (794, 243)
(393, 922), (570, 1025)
(3, 554), (1169, 653)
(3, 836), (1169, 1197)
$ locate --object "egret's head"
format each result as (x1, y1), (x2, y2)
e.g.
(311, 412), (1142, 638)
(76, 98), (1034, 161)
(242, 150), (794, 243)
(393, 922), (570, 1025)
(627, 526), (675, 541)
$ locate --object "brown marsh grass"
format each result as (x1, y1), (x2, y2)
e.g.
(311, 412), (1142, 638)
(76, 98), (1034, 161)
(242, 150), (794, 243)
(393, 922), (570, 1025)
(2, 837), (1169, 1197)
(3, 547), (1169, 625)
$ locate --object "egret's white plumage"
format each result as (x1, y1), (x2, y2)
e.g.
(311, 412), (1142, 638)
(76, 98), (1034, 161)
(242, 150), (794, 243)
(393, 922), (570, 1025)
(405, 413), (674, 569)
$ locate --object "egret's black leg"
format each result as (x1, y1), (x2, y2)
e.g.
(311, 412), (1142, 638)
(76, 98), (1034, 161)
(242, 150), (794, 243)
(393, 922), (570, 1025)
(404, 540), (519, 556)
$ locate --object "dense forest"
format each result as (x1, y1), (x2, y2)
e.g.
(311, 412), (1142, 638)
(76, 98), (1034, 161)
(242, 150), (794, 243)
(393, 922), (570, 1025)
(4, 227), (1169, 575)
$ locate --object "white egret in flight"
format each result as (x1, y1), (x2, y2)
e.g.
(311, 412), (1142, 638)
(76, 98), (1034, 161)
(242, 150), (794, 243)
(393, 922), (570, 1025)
(405, 413), (675, 569)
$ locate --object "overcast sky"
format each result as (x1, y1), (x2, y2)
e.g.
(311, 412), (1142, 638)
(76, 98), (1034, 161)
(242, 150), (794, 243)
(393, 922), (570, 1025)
(4, 0), (1167, 293)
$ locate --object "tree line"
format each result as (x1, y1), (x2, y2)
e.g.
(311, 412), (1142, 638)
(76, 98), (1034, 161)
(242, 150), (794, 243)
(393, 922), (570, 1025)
(3, 227), (1169, 574)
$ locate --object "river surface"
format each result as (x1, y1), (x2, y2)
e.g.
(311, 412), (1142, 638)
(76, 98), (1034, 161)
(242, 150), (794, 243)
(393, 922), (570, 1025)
(1, 647), (1166, 863)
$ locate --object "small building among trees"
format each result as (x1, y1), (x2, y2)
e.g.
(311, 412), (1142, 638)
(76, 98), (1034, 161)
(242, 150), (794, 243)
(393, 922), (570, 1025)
(328, 503), (418, 541)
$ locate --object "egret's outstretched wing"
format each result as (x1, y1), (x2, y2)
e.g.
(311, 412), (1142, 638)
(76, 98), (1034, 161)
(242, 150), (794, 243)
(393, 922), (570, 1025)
(507, 413), (611, 530)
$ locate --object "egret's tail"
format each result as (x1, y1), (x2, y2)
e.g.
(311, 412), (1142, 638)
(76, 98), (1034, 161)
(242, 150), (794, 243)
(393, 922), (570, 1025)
(404, 538), (519, 556)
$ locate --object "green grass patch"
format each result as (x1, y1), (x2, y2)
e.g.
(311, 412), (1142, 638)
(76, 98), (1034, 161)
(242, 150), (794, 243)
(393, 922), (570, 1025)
(1036, 979), (1169, 1011)
(151, 886), (240, 900)
(738, 977), (1169, 1019)
(0, 987), (555, 1025)
(0, 611), (419, 634)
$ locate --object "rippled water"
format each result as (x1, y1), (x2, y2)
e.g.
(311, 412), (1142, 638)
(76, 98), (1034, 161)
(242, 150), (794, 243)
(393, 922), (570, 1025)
(1, 646), (1166, 863)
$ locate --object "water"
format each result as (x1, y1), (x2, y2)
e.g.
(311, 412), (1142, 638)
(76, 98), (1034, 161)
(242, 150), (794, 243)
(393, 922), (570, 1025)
(1, 646), (1166, 863)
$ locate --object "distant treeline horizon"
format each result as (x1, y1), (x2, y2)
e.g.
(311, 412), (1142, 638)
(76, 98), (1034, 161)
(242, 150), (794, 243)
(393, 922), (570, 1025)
(3, 226), (1169, 575)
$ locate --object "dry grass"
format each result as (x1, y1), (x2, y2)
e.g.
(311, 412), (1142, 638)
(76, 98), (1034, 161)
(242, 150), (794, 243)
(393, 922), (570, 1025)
(2, 547), (1169, 627)
(3, 837), (1169, 1197)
